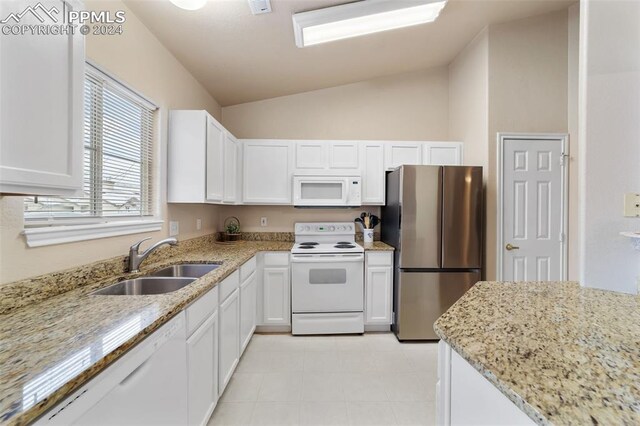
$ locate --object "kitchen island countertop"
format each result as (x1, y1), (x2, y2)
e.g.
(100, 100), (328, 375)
(434, 281), (640, 425)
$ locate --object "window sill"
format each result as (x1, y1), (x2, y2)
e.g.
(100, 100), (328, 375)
(23, 219), (164, 248)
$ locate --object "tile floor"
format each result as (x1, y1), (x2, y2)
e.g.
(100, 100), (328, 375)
(208, 333), (438, 426)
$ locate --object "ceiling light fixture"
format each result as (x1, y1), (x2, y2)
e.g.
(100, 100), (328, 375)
(292, 0), (447, 48)
(169, 0), (207, 11)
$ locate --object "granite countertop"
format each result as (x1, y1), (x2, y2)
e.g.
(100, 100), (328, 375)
(434, 281), (640, 425)
(0, 237), (393, 425)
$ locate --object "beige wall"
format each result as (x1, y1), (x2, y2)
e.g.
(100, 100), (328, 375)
(449, 29), (489, 173)
(484, 9), (569, 280)
(221, 67), (449, 232)
(567, 3), (580, 280)
(448, 10), (570, 280)
(222, 67), (449, 140)
(218, 205), (380, 234)
(579, 0), (640, 294)
(0, 0), (222, 284)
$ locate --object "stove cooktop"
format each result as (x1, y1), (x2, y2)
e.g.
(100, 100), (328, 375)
(291, 242), (364, 254)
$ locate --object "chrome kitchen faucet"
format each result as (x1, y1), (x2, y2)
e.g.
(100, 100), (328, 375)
(128, 237), (178, 272)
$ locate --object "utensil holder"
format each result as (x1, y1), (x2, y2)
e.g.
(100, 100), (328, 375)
(363, 229), (374, 243)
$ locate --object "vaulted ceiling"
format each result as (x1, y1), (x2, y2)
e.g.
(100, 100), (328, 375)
(124, 0), (573, 106)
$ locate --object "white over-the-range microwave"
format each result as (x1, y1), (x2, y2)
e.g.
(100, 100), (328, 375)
(293, 175), (361, 207)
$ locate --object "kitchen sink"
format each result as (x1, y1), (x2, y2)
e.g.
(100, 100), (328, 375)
(149, 263), (221, 278)
(92, 277), (196, 296)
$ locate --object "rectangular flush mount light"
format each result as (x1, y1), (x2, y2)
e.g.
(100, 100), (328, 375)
(292, 0), (447, 48)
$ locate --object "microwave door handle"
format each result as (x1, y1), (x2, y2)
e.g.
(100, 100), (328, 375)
(341, 179), (349, 203)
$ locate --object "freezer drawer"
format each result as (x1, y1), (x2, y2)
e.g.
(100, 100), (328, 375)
(395, 271), (479, 341)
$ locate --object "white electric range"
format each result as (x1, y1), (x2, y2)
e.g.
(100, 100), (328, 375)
(291, 222), (365, 335)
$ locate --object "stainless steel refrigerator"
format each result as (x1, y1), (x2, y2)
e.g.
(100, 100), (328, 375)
(381, 165), (483, 341)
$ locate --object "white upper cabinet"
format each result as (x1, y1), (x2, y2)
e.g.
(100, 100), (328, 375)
(423, 142), (463, 166)
(168, 110), (237, 204)
(385, 142), (423, 170)
(360, 142), (385, 205)
(206, 116), (224, 202)
(295, 141), (326, 170)
(328, 142), (359, 169)
(0, 0), (84, 195)
(222, 133), (239, 203)
(294, 141), (359, 172)
(243, 140), (293, 204)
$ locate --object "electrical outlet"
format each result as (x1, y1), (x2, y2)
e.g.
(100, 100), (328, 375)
(169, 221), (179, 236)
(196, 218), (202, 231)
(260, 217), (268, 227)
(623, 193), (640, 217)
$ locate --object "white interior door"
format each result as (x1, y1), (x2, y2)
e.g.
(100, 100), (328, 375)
(499, 135), (568, 281)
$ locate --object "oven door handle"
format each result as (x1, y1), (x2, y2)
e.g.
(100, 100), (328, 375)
(291, 254), (364, 263)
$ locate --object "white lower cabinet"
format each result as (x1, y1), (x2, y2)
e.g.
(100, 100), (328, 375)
(239, 271), (257, 355)
(364, 252), (393, 325)
(437, 341), (534, 426)
(219, 288), (240, 394)
(260, 253), (291, 326)
(187, 311), (219, 426)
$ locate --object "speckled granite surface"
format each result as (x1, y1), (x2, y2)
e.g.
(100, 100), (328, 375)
(362, 241), (394, 251)
(0, 239), (291, 426)
(434, 281), (640, 426)
(0, 234), (392, 425)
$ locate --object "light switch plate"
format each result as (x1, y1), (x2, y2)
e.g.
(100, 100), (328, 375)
(169, 221), (179, 236)
(623, 193), (640, 217)
(260, 217), (268, 227)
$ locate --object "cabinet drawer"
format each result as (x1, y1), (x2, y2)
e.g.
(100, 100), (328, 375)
(240, 256), (257, 281)
(263, 252), (290, 266)
(219, 270), (240, 302)
(366, 252), (393, 266)
(186, 286), (219, 337)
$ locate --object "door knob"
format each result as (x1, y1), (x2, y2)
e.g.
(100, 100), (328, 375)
(505, 243), (520, 251)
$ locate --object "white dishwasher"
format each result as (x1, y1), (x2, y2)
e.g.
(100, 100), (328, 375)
(36, 312), (188, 425)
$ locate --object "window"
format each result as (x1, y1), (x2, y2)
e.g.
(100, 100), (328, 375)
(24, 64), (156, 222)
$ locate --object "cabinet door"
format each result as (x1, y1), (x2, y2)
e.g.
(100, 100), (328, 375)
(223, 133), (238, 203)
(360, 142), (385, 205)
(219, 289), (240, 394)
(329, 142), (359, 169)
(295, 141), (326, 170)
(239, 271), (257, 355)
(423, 142), (463, 166)
(0, 0), (84, 195)
(385, 143), (423, 170)
(263, 267), (291, 325)
(187, 312), (219, 426)
(243, 140), (292, 204)
(206, 116), (224, 202)
(365, 266), (393, 324)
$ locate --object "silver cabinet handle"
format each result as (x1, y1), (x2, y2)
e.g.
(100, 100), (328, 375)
(505, 243), (520, 251)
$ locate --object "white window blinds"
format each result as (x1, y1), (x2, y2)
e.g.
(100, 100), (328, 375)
(25, 65), (156, 220)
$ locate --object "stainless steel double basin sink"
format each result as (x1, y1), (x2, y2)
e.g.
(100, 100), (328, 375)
(92, 263), (221, 296)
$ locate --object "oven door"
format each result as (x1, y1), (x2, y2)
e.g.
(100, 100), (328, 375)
(291, 254), (364, 313)
(293, 176), (348, 206)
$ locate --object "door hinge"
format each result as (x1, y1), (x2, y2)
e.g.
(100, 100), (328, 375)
(559, 232), (565, 242)
(559, 153), (569, 167)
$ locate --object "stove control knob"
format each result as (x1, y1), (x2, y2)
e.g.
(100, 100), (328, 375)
(329, 226), (335, 231)
(304, 226), (311, 231)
